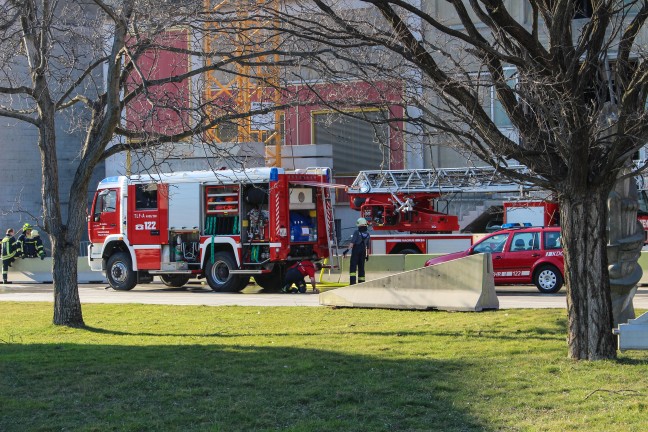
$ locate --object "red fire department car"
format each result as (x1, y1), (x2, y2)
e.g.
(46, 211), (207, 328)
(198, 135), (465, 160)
(425, 226), (564, 293)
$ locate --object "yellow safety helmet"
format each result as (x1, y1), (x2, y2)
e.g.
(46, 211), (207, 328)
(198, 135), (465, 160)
(22, 223), (32, 231)
(356, 217), (368, 227)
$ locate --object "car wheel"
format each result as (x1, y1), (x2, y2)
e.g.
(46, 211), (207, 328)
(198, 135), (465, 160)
(534, 265), (563, 294)
(107, 252), (137, 291)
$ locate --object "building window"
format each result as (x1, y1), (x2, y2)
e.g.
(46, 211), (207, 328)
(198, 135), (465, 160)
(477, 68), (516, 129)
(312, 109), (390, 175)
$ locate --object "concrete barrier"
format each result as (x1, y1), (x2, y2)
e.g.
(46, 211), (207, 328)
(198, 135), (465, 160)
(319, 253), (498, 311)
(323, 254), (437, 284)
(3, 257), (106, 284)
(404, 254), (439, 271)
(614, 312), (648, 351)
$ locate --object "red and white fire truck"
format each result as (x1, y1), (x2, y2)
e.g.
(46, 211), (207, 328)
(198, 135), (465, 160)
(346, 166), (648, 251)
(87, 167), (340, 291)
(345, 166), (541, 254)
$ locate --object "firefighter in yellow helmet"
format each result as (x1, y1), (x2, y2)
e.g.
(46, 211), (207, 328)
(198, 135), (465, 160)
(1, 228), (17, 284)
(344, 217), (371, 285)
(16, 223), (32, 258)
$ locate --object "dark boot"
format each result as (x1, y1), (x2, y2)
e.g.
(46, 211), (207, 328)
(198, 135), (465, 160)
(349, 276), (356, 285)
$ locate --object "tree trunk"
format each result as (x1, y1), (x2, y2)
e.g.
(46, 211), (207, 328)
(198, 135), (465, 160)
(52, 240), (84, 327)
(561, 188), (616, 360)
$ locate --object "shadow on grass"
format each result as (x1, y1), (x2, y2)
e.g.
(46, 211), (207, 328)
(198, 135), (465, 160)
(82, 325), (226, 338)
(1, 342), (491, 432)
(82, 325), (565, 342)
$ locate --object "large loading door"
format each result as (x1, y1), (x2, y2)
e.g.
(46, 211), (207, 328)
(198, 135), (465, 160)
(168, 183), (201, 230)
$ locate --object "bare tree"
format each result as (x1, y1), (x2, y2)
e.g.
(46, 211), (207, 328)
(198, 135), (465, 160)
(271, 0), (648, 359)
(0, 0), (311, 327)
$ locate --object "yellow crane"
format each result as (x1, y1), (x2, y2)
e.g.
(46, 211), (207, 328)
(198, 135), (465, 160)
(203, 0), (283, 167)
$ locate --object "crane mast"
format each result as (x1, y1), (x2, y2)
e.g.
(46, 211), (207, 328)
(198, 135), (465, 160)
(203, 0), (283, 167)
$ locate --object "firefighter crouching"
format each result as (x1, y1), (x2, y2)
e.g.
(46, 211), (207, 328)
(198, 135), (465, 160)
(1, 228), (17, 284)
(343, 217), (371, 285)
(282, 260), (321, 293)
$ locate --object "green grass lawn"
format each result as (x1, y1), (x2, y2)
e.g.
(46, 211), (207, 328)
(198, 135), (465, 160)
(1, 303), (648, 431)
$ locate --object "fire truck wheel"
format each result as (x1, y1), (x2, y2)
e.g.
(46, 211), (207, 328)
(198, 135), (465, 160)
(160, 274), (191, 288)
(399, 248), (419, 255)
(206, 251), (246, 292)
(236, 276), (251, 292)
(253, 266), (285, 292)
(107, 252), (137, 291)
(533, 265), (563, 294)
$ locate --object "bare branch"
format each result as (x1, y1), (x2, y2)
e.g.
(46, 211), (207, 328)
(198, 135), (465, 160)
(0, 107), (39, 125)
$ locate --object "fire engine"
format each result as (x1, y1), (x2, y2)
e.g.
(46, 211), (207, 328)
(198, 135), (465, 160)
(346, 166), (648, 250)
(503, 200), (559, 227)
(346, 166), (539, 254)
(87, 167), (340, 291)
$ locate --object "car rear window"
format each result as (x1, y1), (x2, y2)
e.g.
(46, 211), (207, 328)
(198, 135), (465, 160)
(544, 231), (562, 249)
(510, 232), (540, 252)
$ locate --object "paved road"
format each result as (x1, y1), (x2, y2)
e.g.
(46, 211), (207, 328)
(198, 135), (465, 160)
(2, 281), (648, 309)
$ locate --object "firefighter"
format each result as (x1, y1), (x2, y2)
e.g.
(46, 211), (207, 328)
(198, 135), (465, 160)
(16, 223), (32, 258)
(282, 260), (321, 294)
(1, 228), (17, 284)
(343, 217), (371, 285)
(24, 229), (45, 260)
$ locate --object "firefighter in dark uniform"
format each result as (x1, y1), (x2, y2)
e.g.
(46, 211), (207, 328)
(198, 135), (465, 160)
(24, 229), (46, 259)
(344, 217), (371, 285)
(16, 223), (32, 258)
(282, 260), (321, 293)
(1, 228), (17, 284)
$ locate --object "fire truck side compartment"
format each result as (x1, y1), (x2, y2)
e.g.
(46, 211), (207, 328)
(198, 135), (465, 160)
(168, 183), (201, 230)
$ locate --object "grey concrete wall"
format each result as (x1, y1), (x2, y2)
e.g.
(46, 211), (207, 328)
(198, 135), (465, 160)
(280, 144), (333, 170)
(0, 117), (105, 250)
(122, 142), (266, 176)
(3, 257), (106, 284)
(0, 4), (105, 249)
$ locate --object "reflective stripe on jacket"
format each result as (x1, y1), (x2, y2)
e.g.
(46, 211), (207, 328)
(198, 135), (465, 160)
(24, 236), (45, 258)
(16, 234), (27, 256)
(1, 236), (16, 260)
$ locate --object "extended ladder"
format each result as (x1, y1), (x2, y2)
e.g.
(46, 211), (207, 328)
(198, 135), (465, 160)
(349, 165), (537, 195)
(296, 167), (342, 269)
(322, 186), (340, 269)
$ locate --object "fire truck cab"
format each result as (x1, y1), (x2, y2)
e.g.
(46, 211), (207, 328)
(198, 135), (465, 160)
(87, 167), (338, 292)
